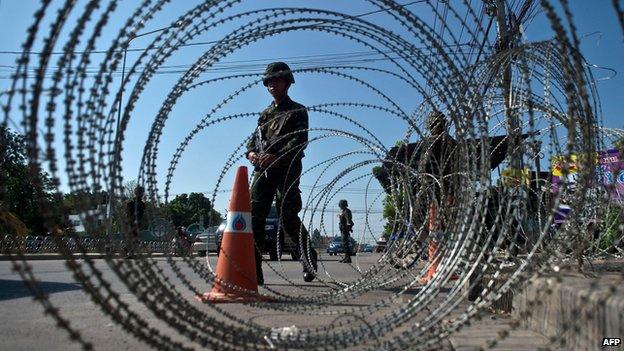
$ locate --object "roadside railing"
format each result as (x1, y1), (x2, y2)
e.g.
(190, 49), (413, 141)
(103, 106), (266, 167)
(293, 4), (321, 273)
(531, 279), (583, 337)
(0, 235), (177, 255)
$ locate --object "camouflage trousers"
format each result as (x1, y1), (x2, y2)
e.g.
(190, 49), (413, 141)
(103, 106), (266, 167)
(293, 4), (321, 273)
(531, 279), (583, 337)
(250, 161), (317, 277)
(340, 230), (352, 257)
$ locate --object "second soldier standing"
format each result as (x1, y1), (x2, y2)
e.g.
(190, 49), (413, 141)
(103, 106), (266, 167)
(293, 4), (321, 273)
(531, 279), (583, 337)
(125, 186), (146, 258)
(338, 199), (354, 263)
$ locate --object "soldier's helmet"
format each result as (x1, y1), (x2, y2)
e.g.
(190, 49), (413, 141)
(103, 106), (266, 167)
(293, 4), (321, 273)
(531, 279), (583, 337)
(426, 110), (447, 131)
(134, 185), (145, 197)
(262, 61), (295, 86)
(338, 199), (348, 208)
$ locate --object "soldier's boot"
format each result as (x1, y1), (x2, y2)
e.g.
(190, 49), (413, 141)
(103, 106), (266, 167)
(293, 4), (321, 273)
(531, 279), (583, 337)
(467, 271), (483, 301)
(257, 272), (264, 286)
(340, 253), (352, 263)
(256, 267), (264, 286)
(124, 238), (136, 259)
(255, 250), (264, 286)
(303, 248), (318, 282)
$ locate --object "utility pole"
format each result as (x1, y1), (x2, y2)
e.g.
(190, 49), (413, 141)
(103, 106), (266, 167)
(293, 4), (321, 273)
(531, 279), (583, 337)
(331, 206), (335, 237)
(106, 21), (186, 237)
(493, 0), (523, 171)
(491, 0), (537, 254)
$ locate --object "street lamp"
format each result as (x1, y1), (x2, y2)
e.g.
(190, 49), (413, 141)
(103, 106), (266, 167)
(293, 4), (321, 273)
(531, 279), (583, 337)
(114, 20), (187, 135)
(108, 20), (186, 236)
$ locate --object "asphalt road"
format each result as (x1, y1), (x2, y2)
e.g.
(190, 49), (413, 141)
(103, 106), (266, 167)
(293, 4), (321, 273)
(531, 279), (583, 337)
(0, 254), (380, 350)
(0, 254), (549, 350)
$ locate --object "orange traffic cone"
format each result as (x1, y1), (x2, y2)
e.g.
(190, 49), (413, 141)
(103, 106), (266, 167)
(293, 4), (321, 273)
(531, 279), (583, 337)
(420, 240), (440, 284)
(198, 166), (269, 303)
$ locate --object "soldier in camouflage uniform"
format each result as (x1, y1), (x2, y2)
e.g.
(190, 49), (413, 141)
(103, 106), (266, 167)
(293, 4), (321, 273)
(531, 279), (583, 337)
(338, 199), (354, 263)
(125, 186), (145, 258)
(246, 62), (318, 284)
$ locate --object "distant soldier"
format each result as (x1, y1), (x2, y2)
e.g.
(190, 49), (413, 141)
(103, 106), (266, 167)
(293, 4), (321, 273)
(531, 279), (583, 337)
(125, 186), (145, 258)
(175, 226), (191, 257)
(338, 199), (354, 263)
(420, 111), (458, 202)
(246, 62), (318, 284)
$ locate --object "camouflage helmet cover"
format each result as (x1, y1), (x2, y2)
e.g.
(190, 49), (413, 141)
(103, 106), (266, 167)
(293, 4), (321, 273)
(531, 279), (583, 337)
(134, 185), (145, 197)
(426, 110), (447, 130)
(262, 61), (295, 86)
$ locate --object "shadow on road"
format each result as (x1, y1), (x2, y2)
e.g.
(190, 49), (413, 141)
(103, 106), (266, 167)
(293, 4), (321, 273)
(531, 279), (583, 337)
(0, 279), (82, 301)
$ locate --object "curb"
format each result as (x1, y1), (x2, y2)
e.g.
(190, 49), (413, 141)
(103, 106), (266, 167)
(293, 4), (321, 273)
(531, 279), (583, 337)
(513, 262), (624, 350)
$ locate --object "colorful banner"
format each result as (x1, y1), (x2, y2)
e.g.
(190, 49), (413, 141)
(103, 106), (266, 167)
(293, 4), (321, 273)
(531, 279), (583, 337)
(596, 149), (624, 202)
(501, 167), (530, 187)
(551, 154), (579, 197)
(551, 154), (579, 177)
(551, 149), (623, 223)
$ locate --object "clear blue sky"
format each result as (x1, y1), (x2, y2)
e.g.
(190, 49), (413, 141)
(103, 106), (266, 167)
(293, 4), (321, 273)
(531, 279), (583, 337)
(1, 1), (623, 242)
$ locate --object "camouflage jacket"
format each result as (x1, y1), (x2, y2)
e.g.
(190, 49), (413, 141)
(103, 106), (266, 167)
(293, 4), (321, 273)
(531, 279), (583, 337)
(339, 207), (354, 233)
(247, 96), (309, 168)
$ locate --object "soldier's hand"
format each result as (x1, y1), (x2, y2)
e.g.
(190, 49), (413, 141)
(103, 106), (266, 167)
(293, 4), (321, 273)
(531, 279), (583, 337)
(259, 153), (277, 168)
(248, 152), (259, 165)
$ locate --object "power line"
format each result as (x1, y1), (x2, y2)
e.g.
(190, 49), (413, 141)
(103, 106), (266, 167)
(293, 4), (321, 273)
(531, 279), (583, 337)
(0, 45), (484, 79)
(164, 186), (384, 197)
(0, 45), (477, 72)
(0, 1), (427, 56)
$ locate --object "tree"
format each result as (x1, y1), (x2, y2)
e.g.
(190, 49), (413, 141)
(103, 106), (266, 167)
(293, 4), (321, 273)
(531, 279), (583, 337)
(311, 228), (321, 248)
(167, 193), (223, 228)
(0, 126), (64, 235)
(382, 194), (400, 239)
(63, 190), (108, 214)
(615, 136), (624, 152)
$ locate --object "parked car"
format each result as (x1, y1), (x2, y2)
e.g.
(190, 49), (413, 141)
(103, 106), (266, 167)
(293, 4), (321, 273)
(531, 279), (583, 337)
(326, 236), (357, 256)
(359, 243), (374, 253)
(375, 236), (387, 253)
(192, 228), (220, 256)
(215, 220), (225, 254)
(264, 205), (300, 261)
(215, 205), (299, 261)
